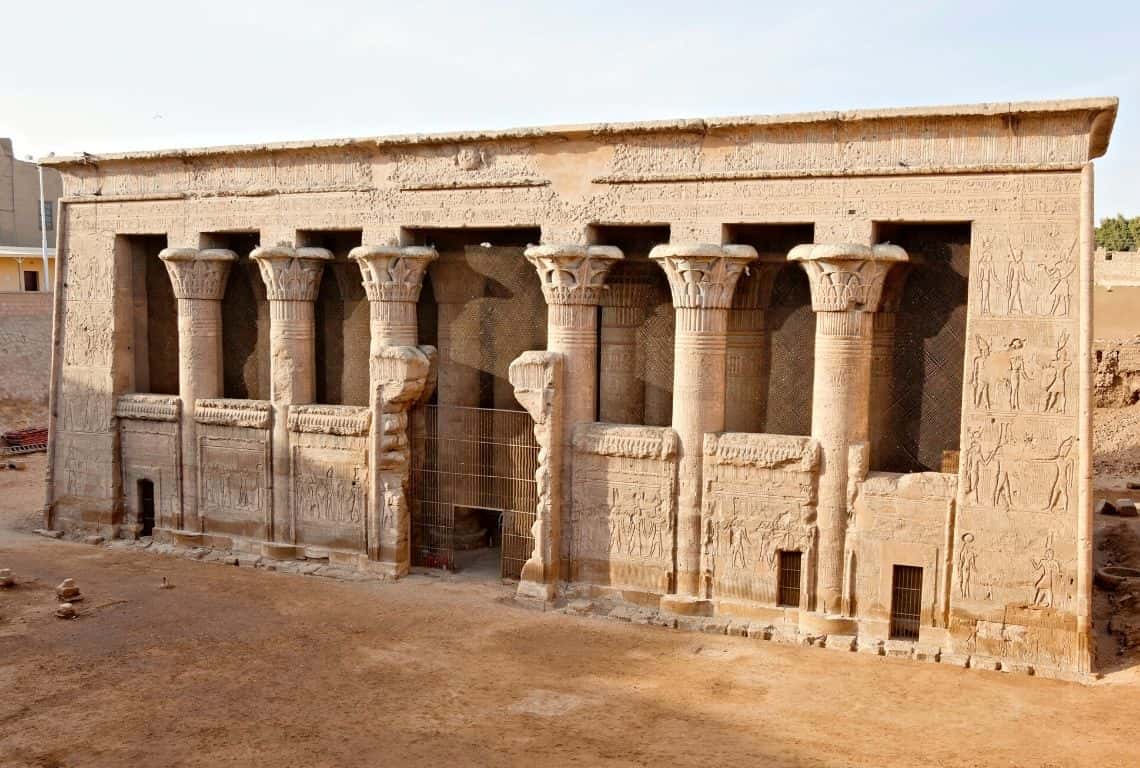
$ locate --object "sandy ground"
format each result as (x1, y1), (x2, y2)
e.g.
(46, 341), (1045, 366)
(0, 455), (1138, 767)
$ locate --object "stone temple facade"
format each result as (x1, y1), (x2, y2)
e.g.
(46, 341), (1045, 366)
(42, 98), (1117, 678)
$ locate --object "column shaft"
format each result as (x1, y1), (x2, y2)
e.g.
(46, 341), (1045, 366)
(811, 311), (873, 613)
(674, 306), (729, 596)
(176, 297), (224, 531)
(599, 303), (645, 424)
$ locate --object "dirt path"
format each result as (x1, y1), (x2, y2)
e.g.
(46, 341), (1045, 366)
(2, 457), (1138, 767)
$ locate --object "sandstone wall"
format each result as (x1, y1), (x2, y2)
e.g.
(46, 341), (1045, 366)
(0, 291), (53, 414)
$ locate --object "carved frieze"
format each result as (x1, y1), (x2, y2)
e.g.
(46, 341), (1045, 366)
(195, 399), (273, 429)
(291, 447), (366, 528)
(288, 405), (371, 436)
(116, 394), (181, 422)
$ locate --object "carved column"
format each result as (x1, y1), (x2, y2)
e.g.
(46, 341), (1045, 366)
(650, 244), (757, 607)
(159, 247), (237, 532)
(350, 246), (438, 347)
(599, 281), (653, 424)
(251, 245), (332, 543)
(524, 244), (622, 574)
(350, 245), (438, 573)
(789, 243), (907, 624)
(509, 351), (563, 601)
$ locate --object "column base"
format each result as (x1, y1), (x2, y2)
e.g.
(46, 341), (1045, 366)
(799, 612), (858, 636)
(659, 594), (714, 617)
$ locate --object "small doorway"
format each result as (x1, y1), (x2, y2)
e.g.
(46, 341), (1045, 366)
(137, 479), (156, 537)
(23, 271), (39, 292)
(889, 564), (923, 640)
(777, 550), (803, 607)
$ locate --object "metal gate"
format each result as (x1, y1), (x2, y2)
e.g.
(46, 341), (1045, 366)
(409, 404), (539, 579)
(889, 564), (923, 640)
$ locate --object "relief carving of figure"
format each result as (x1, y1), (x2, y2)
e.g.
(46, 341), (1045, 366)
(963, 428), (987, 505)
(1005, 241), (1028, 315)
(1005, 338), (1031, 411)
(1031, 539), (1062, 608)
(990, 423), (1015, 510)
(1040, 248), (1076, 317)
(1040, 334), (1071, 414)
(1040, 437), (1075, 514)
(958, 532), (977, 598)
(977, 243), (1001, 316)
(970, 336), (994, 411)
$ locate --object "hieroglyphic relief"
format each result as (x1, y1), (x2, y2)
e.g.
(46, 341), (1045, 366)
(62, 302), (114, 368)
(570, 424), (678, 593)
(291, 447), (366, 528)
(974, 225), (1079, 319)
(968, 330), (1074, 416)
(391, 142), (545, 190)
(701, 433), (820, 606)
(960, 417), (1074, 514)
(120, 418), (181, 530)
(198, 435), (271, 527)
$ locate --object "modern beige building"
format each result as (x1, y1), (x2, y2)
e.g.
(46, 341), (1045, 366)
(1, 138), (60, 292)
(42, 97), (1117, 679)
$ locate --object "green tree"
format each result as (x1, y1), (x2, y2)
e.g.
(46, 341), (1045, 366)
(1096, 214), (1138, 251)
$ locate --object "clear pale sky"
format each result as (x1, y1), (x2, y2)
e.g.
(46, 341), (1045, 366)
(4, 1), (1136, 218)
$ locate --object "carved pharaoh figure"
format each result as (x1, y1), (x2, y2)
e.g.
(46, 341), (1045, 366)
(1031, 543), (1062, 608)
(958, 532), (978, 598)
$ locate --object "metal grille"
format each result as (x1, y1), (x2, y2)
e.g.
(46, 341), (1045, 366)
(877, 226), (970, 472)
(889, 565), (923, 641)
(777, 550), (802, 607)
(410, 404), (539, 578)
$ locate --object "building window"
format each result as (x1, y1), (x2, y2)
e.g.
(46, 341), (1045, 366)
(23, 271), (39, 292)
(889, 565), (923, 640)
(39, 201), (53, 231)
(777, 550), (802, 607)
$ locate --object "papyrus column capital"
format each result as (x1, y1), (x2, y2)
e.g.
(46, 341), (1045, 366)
(788, 243), (908, 313)
(524, 244), (623, 307)
(350, 245), (438, 304)
(649, 243), (757, 310)
(251, 245), (333, 302)
(159, 248), (237, 301)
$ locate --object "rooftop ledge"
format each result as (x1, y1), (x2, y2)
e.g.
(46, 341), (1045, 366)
(40, 96), (1118, 167)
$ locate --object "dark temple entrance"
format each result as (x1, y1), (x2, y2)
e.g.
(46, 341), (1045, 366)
(409, 404), (539, 579)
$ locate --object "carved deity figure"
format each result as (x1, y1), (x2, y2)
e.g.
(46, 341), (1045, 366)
(958, 532), (978, 598)
(1040, 335), (1071, 414)
(1041, 255), (1076, 317)
(1006, 338), (1030, 411)
(990, 423), (1015, 510)
(970, 336), (993, 411)
(1041, 437), (1075, 514)
(963, 428), (987, 505)
(1005, 242), (1028, 315)
(977, 244), (1001, 316)
(1031, 544), (1061, 608)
